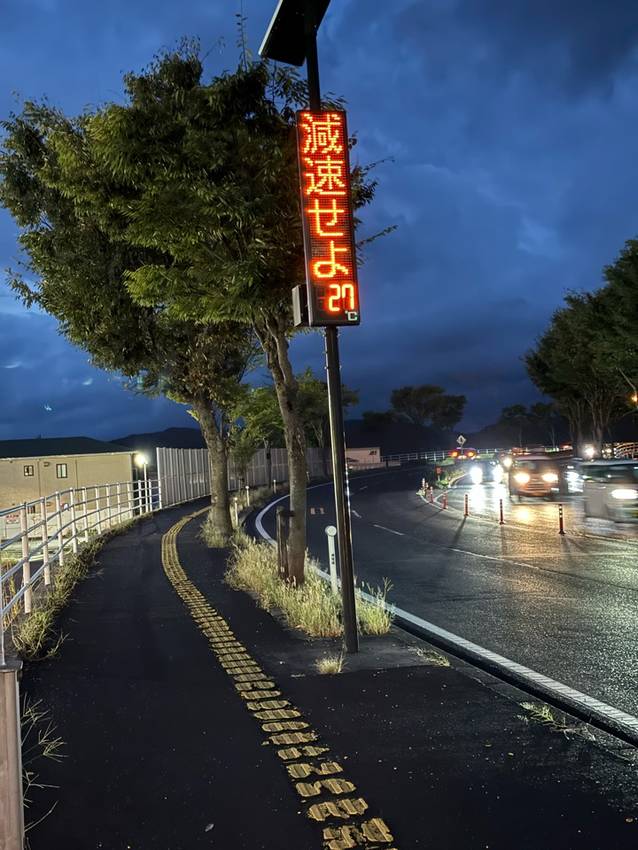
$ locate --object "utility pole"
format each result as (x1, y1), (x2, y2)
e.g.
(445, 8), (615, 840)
(261, 0), (359, 652)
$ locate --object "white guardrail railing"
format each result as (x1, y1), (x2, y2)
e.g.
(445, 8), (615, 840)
(0, 475), (190, 666)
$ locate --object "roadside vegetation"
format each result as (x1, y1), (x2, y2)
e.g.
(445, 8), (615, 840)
(315, 653), (345, 675)
(225, 533), (393, 639)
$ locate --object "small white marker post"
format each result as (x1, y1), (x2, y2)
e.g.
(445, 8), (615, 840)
(325, 525), (338, 594)
(233, 497), (239, 528)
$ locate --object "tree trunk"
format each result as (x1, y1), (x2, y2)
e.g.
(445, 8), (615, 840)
(192, 399), (233, 544)
(256, 315), (307, 585)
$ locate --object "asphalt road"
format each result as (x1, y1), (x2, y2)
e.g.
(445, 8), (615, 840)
(257, 466), (638, 719)
(444, 474), (638, 542)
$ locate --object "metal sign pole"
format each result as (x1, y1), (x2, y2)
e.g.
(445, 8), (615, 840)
(304, 0), (358, 653)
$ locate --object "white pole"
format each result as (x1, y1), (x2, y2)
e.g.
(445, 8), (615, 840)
(55, 492), (64, 567)
(19, 504), (31, 614)
(70, 487), (78, 554)
(41, 497), (51, 586)
(273, 478), (277, 494)
(143, 463), (149, 513)
(116, 482), (122, 524)
(233, 497), (239, 528)
(245, 484), (250, 507)
(82, 487), (89, 541)
(325, 525), (338, 595)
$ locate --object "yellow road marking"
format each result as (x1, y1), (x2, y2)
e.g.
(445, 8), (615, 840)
(162, 510), (397, 849)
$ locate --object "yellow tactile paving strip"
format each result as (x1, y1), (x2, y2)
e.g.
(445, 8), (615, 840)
(162, 509), (398, 850)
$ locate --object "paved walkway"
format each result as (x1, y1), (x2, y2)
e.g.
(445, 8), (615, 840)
(21, 501), (638, 849)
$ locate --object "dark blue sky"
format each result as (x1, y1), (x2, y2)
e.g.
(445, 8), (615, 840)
(2, 0), (638, 440)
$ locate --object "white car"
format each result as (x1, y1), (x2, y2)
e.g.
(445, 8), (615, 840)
(581, 460), (638, 522)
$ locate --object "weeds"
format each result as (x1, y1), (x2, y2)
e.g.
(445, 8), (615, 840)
(315, 653), (345, 674)
(21, 697), (65, 832)
(358, 580), (394, 635)
(518, 701), (595, 740)
(415, 647), (451, 667)
(226, 537), (393, 638)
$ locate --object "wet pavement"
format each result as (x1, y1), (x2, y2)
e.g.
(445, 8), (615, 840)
(256, 466), (638, 719)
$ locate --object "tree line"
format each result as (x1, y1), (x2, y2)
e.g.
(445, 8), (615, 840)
(525, 239), (638, 452)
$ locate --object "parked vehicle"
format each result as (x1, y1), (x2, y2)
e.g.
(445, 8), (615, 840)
(508, 455), (562, 500)
(581, 460), (638, 522)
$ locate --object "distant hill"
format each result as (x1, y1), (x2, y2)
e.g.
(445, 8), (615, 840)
(344, 420), (453, 455)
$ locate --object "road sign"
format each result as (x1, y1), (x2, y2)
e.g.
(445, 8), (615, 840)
(457, 435), (466, 446)
(296, 110), (360, 327)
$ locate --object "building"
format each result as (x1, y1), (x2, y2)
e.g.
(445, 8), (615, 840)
(0, 436), (136, 511)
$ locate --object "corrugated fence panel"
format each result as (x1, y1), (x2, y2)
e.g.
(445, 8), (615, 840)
(158, 445), (331, 508)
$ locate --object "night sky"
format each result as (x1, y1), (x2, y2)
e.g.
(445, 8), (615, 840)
(2, 0), (638, 441)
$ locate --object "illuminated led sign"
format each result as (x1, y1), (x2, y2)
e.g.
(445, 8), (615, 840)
(296, 110), (360, 327)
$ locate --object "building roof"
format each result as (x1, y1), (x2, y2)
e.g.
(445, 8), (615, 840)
(0, 436), (132, 460)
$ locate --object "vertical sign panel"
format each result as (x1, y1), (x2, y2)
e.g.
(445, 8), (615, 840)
(296, 110), (360, 327)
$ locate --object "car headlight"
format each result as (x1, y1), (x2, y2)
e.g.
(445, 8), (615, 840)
(611, 488), (638, 500)
(542, 472), (559, 483)
(470, 465), (483, 484)
(514, 472), (530, 485)
(502, 456), (513, 469)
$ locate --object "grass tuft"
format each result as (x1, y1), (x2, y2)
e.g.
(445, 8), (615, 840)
(315, 653), (345, 675)
(415, 647), (451, 667)
(226, 537), (392, 638)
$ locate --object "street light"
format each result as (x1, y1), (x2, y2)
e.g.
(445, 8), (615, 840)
(260, 0), (359, 653)
(134, 453), (149, 513)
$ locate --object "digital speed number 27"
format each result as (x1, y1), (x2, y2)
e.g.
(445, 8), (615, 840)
(327, 282), (357, 314)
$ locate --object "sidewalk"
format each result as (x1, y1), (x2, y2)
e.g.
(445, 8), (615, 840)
(22, 502), (638, 849)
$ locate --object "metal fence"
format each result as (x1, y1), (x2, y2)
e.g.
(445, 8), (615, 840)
(156, 445), (330, 506)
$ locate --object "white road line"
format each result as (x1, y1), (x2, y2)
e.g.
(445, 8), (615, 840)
(372, 524), (405, 537)
(358, 485), (368, 491)
(352, 509), (362, 519)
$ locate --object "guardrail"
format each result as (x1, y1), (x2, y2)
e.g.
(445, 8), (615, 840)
(0, 478), (162, 666)
(613, 442), (638, 459)
(380, 448), (506, 465)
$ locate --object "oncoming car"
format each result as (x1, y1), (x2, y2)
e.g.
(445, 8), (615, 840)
(508, 455), (561, 500)
(581, 460), (638, 523)
(468, 460), (504, 485)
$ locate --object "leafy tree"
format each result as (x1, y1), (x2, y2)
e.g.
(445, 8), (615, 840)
(525, 292), (627, 452)
(498, 404), (530, 447)
(0, 99), (254, 542)
(237, 370), (358, 477)
(529, 401), (562, 447)
(361, 410), (396, 429)
(24, 48), (378, 584)
(430, 394), (466, 430)
(390, 385), (465, 430)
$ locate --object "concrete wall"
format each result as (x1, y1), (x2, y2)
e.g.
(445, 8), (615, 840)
(0, 452), (134, 511)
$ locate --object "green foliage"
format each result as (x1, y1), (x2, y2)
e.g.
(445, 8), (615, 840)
(236, 369), (358, 449)
(525, 291), (630, 447)
(390, 385), (466, 430)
